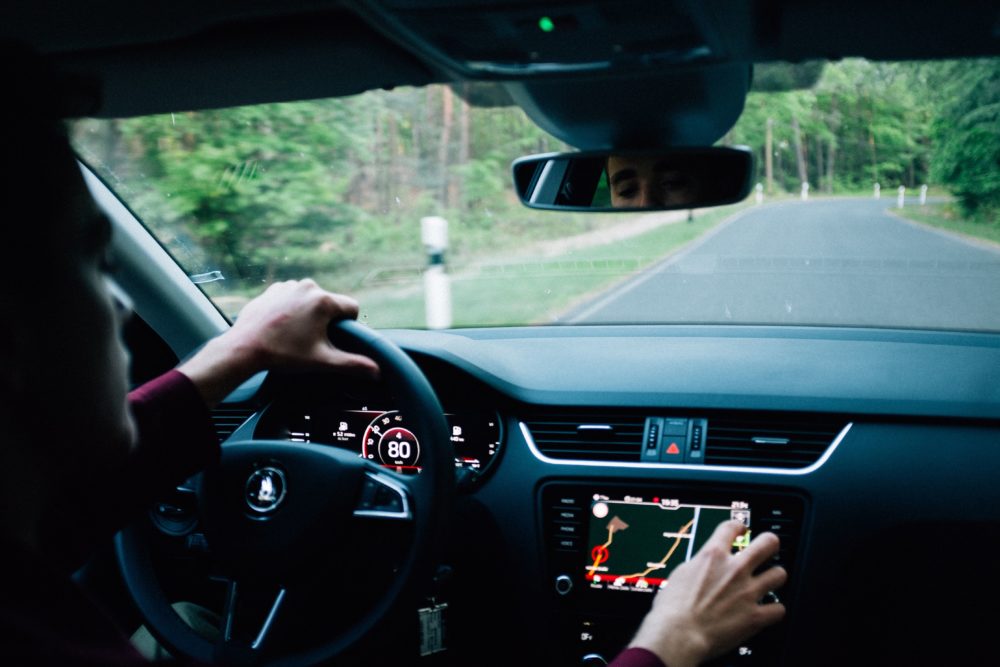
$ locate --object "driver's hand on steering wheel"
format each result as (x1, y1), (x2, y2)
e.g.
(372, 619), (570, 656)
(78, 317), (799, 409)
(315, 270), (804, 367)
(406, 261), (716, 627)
(179, 279), (380, 406)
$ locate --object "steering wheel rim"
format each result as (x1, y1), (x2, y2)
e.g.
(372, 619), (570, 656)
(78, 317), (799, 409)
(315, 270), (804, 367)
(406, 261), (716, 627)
(116, 319), (454, 666)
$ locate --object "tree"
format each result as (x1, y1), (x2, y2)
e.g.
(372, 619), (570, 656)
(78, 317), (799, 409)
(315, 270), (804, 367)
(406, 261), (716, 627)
(927, 59), (1000, 218)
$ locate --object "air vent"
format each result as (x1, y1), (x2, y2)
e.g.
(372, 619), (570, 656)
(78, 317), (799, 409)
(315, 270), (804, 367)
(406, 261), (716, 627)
(704, 416), (846, 469)
(211, 406), (256, 443)
(523, 413), (645, 461)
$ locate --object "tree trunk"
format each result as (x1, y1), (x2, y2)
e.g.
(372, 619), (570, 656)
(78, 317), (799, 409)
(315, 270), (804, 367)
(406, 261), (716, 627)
(451, 84), (470, 209)
(439, 86), (454, 207)
(815, 136), (824, 193)
(765, 118), (774, 194)
(387, 112), (400, 217)
(458, 84), (471, 165)
(374, 113), (387, 211)
(868, 99), (878, 184)
(792, 116), (808, 187)
(826, 138), (836, 194)
(826, 96), (839, 193)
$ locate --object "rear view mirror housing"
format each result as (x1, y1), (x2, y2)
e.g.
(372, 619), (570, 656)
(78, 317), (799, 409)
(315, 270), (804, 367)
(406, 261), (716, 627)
(512, 147), (754, 212)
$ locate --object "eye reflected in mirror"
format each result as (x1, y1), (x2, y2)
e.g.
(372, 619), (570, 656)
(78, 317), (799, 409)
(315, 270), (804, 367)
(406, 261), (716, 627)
(512, 147), (753, 212)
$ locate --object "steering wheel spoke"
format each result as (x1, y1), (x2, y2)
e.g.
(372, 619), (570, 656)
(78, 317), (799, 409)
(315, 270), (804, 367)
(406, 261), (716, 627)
(354, 468), (413, 520)
(216, 579), (287, 658)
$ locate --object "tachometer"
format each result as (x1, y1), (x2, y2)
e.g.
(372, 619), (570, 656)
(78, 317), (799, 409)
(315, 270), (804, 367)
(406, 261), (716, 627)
(362, 411), (421, 473)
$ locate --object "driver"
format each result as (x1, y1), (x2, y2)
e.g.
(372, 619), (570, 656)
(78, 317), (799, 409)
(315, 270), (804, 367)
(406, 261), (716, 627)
(0, 53), (785, 667)
(607, 154), (702, 209)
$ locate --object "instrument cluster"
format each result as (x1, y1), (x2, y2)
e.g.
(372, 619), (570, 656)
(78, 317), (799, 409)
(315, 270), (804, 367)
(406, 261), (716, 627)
(256, 402), (502, 477)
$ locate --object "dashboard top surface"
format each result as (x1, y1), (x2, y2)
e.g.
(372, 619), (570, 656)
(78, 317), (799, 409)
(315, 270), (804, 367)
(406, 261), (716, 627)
(374, 325), (1000, 420)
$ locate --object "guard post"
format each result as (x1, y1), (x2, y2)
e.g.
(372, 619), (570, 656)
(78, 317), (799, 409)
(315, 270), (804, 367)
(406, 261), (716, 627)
(421, 216), (452, 330)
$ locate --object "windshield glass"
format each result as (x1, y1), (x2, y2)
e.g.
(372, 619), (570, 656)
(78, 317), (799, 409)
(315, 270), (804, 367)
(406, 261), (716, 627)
(72, 58), (1000, 331)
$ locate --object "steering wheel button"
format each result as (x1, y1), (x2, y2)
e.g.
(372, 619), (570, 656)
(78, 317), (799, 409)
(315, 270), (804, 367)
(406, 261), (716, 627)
(357, 478), (380, 510)
(374, 485), (403, 511)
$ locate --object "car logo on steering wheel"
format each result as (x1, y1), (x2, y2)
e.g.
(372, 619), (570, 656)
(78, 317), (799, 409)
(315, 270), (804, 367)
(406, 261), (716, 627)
(246, 466), (287, 513)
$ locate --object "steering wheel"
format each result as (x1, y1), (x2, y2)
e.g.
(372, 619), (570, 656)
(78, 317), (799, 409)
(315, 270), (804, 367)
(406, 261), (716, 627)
(116, 319), (454, 666)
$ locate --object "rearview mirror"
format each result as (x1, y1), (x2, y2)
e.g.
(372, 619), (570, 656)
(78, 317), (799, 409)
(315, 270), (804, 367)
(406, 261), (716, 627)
(512, 147), (753, 212)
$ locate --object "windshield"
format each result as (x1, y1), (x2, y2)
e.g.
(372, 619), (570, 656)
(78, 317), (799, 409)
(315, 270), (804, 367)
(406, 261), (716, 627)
(72, 58), (1000, 331)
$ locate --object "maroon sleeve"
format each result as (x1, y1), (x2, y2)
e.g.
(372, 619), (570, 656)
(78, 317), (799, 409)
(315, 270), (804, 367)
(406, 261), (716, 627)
(608, 647), (667, 667)
(124, 369), (220, 504)
(49, 370), (221, 572)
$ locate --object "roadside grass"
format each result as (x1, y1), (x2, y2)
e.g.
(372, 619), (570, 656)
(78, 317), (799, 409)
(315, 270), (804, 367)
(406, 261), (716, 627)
(895, 202), (1000, 246)
(357, 204), (744, 328)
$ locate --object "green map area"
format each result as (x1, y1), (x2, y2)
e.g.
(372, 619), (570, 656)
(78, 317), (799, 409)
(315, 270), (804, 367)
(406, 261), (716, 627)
(585, 500), (739, 590)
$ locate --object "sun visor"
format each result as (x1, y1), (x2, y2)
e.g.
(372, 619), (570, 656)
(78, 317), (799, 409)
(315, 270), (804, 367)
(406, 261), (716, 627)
(503, 61), (750, 150)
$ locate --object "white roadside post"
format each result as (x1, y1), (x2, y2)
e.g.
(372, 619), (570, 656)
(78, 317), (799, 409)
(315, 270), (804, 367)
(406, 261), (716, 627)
(897, 186), (905, 209)
(874, 182), (881, 199)
(755, 182), (764, 204)
(421, 216), (452, 330)
(920, 184), (928, 206)
(801, 181), (809, 201)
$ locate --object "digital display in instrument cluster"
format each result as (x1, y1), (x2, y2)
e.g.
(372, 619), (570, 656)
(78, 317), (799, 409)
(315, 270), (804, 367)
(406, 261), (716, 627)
(277, 407), (502, 475)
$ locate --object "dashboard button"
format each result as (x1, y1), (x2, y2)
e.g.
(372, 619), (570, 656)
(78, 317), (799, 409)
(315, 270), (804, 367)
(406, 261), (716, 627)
(762, 519), (791, 533)
(555, 523), (582, 536)
(555, 574), (573, 595)
(554, 536), (580, 551)
(660, 437), (686, 462)
(661, 419), (689, 436)
(553, 508), (582, 522)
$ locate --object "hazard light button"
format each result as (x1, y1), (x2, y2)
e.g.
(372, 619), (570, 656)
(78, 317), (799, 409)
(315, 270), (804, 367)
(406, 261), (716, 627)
(660, 438), (686, 463)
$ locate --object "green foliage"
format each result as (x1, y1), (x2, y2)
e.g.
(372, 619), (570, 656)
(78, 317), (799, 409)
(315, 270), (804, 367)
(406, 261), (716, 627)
(727, 59), (940, 195)
(71, 58), (997, 316)
(752, 61), (826, 92)
(925, 60), (1000, 219)
(900, 203), (1000, 245)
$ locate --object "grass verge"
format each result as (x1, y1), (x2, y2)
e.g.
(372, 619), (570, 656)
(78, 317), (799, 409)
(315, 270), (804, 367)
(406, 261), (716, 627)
(895, 203), (1000, 246)
(356, 204), (744, 328)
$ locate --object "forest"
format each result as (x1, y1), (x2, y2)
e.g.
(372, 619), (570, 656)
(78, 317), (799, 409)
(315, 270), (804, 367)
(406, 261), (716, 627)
(72, 58), (998, 316)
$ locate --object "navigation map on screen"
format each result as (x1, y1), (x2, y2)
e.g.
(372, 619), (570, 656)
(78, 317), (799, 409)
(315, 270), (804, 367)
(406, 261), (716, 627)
(585, 493), (751, 593)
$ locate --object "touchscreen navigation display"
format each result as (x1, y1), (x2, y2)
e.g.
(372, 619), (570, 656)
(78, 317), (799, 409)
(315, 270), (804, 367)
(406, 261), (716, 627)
(585, 492), (751, 594)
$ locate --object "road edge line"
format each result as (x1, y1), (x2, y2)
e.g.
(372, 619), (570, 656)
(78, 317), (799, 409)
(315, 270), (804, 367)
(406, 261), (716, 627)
(562, 204), (763, 323)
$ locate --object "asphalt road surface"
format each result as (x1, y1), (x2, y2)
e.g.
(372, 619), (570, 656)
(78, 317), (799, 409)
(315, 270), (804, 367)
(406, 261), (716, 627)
(567, 198), (1000, 331)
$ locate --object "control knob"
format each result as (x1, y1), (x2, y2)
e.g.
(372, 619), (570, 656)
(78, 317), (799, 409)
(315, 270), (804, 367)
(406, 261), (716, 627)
(555, 574), (573, 596)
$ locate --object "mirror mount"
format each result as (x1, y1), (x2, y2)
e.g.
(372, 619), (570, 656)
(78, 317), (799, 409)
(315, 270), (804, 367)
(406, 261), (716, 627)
(512, 147), (754, 213)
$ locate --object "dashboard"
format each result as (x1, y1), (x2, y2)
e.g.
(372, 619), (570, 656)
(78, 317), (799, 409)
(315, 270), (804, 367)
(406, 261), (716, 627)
(207, 324), (1000, 666)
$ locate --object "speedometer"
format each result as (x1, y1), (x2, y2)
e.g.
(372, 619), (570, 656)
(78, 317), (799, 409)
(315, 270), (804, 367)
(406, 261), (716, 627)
(362, 411), (421, 473)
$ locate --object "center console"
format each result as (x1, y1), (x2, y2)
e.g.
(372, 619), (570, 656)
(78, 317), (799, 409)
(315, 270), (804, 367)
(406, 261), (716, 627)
(540, 482), (806, 665)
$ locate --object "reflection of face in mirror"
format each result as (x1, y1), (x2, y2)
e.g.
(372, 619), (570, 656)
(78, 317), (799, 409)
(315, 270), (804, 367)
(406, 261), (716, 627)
(607, 155), (699, 208)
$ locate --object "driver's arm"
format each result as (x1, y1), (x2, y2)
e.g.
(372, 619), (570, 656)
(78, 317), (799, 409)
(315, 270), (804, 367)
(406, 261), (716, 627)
(111, 281), (377, 539)
(609, 521), (787, 667)
(177, 279), (378, 408)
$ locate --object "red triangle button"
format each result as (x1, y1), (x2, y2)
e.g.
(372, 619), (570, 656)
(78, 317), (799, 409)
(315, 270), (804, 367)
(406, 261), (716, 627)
(666, 442), (681, 455)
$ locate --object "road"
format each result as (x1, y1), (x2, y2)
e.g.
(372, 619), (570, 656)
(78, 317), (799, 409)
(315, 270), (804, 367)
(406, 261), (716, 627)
(566, 198), (1000, 331)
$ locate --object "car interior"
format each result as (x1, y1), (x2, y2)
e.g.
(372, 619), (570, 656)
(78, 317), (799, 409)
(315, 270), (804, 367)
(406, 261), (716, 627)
(4, 1), (1000, 666)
